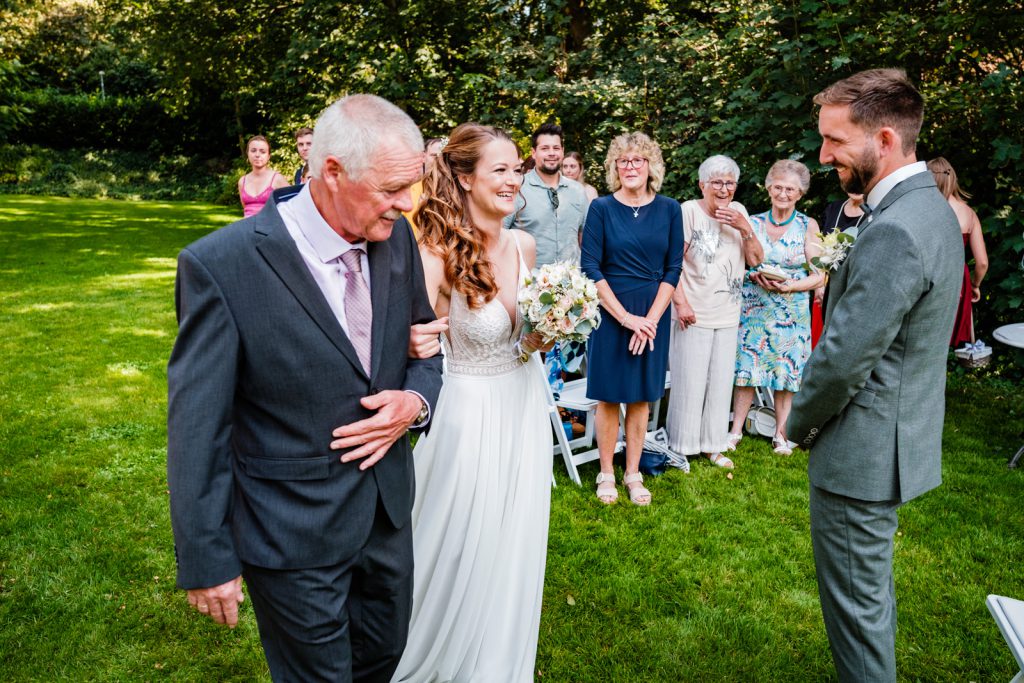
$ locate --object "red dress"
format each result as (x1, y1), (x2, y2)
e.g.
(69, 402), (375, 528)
(811, 298), (824, 347)
(950, 232), (973, 347)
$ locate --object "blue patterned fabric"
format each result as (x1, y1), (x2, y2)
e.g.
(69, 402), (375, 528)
(735, 211), (812, 392)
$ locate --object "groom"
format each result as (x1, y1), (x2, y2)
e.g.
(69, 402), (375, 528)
(167, 95), (443, 681)
(788, 69), (962, 682)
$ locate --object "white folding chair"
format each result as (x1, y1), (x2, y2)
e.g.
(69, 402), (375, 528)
(987, 594), (1024, 683)
(541, 366), (600, 486)
(541, 362), (670, 485)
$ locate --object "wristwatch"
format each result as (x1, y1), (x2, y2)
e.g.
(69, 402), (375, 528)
(412, 398), (429, 427)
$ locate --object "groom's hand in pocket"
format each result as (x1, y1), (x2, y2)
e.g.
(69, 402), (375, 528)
(331, 391), (424, 470)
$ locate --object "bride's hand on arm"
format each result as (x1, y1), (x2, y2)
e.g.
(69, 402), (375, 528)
(408, 317), (449, 359)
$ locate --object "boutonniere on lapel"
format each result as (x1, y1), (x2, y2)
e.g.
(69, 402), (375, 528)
(810, 231), (857, 271)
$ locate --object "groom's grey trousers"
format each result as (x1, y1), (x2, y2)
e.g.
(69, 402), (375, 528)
(810, 484), (902, 683)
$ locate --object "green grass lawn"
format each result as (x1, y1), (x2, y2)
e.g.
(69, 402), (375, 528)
(1, 194), (1022, 681)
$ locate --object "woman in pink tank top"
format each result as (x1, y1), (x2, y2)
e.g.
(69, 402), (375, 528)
(238, 135), (290, 217)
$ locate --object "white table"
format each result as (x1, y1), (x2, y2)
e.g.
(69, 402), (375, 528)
(993, 323), (1024, 469)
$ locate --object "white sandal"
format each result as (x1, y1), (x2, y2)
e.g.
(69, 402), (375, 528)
(773, 436), (793, 456)
(707, 452), (735, 469)
(595, 472), (617, 504)
(725, 432), (743, 451)
(622, 472), (651, 506)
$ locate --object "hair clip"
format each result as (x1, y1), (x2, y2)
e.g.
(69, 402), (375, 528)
(438, 136), (449, 152)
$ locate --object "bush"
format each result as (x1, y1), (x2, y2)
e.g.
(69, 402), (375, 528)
(0, 145), (229, 202)
(7, 90), (192, 155)
(42, 162), (75, 184)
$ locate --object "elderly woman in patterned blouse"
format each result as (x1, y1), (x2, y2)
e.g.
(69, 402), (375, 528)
(665, 155), (763, 470)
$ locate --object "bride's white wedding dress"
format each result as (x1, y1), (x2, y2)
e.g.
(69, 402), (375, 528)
(393, 239), (552, 683)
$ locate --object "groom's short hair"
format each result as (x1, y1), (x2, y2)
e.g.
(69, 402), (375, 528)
(814, 69), (924, 154)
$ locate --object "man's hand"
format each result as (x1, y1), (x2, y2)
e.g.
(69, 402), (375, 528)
(187, 576), (244, 628)
(330, 391), (422, 469)
(409, 317), (449, 359)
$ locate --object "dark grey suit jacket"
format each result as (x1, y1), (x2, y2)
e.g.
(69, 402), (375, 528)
(167, 188), (443, 590)
(788, 171), (962, 503)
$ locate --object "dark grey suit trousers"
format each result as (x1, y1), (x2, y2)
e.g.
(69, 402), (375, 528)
(810, 484), (901, 683)
(243, 497), (413, 683)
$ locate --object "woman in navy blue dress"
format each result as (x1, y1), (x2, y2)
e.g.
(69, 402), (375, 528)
(581, 132), (684, 506)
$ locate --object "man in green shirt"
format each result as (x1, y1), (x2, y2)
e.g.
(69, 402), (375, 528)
(504, 123), (588, 266)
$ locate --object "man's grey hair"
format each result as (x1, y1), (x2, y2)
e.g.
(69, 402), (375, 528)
(698, 155), (741, 183)
(308, 94), (423, 181)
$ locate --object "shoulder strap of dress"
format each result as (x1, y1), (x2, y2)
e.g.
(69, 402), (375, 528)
(509, 229), (527, 270)
(795, 210), (810, 231)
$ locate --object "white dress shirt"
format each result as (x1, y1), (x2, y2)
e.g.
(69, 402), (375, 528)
(866, 160), (928, 212)
(278, 183), (370, 337)
(277, 184), (430, 423)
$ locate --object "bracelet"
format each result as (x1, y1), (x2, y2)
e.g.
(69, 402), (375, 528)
(740, 231), (754, 241)
(513, 340), (529, 363)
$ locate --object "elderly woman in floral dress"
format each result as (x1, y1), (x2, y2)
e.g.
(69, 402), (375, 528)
(729, 159), (825, 455)
(665, 155), (763, 470)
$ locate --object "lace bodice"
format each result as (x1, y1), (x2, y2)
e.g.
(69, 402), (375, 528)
(442, 237), (528, 377)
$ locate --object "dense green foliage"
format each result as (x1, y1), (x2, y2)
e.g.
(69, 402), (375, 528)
(0, 145), (225, 201)
(1, 195), (1022, 680)
(1, 0), (1022, 336)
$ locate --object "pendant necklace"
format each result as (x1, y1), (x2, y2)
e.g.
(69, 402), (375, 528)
(767, 210), (797, 227)
(627, 193), (647, 219)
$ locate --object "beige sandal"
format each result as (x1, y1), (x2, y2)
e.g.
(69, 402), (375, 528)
(595, 472), (617, 504)
(622, 472), (651, 506)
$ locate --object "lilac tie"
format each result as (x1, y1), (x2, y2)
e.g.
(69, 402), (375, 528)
(341, 248), (372, 374)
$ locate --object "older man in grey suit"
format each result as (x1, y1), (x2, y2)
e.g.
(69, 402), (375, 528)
(167, 95), (444, 682)
(788, 69), (963, 682)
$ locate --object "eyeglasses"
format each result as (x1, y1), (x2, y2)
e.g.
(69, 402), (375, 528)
(615, 158), (648, 170)
(547, 187), (559, 210)
(770, 184), (801, 196)
(707, 179), (737, 191)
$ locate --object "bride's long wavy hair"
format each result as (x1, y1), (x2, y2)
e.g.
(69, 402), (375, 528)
(415, 123), (517, 309)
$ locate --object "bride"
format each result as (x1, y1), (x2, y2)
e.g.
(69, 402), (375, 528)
(392, 123), (553, 682)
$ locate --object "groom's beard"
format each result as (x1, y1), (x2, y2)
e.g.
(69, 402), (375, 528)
(840, 145), (880, 195)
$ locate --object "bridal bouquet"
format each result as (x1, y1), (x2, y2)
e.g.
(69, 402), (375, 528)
(518, 261), (601, 344)
(810, 231), (856, 271)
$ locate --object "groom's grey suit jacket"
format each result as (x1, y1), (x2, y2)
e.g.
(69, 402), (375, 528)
(788, 171), (962, 503)
(167, 188), (443, 589)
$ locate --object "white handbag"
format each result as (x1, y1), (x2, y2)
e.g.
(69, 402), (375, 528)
(745, 406), (777, 437)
